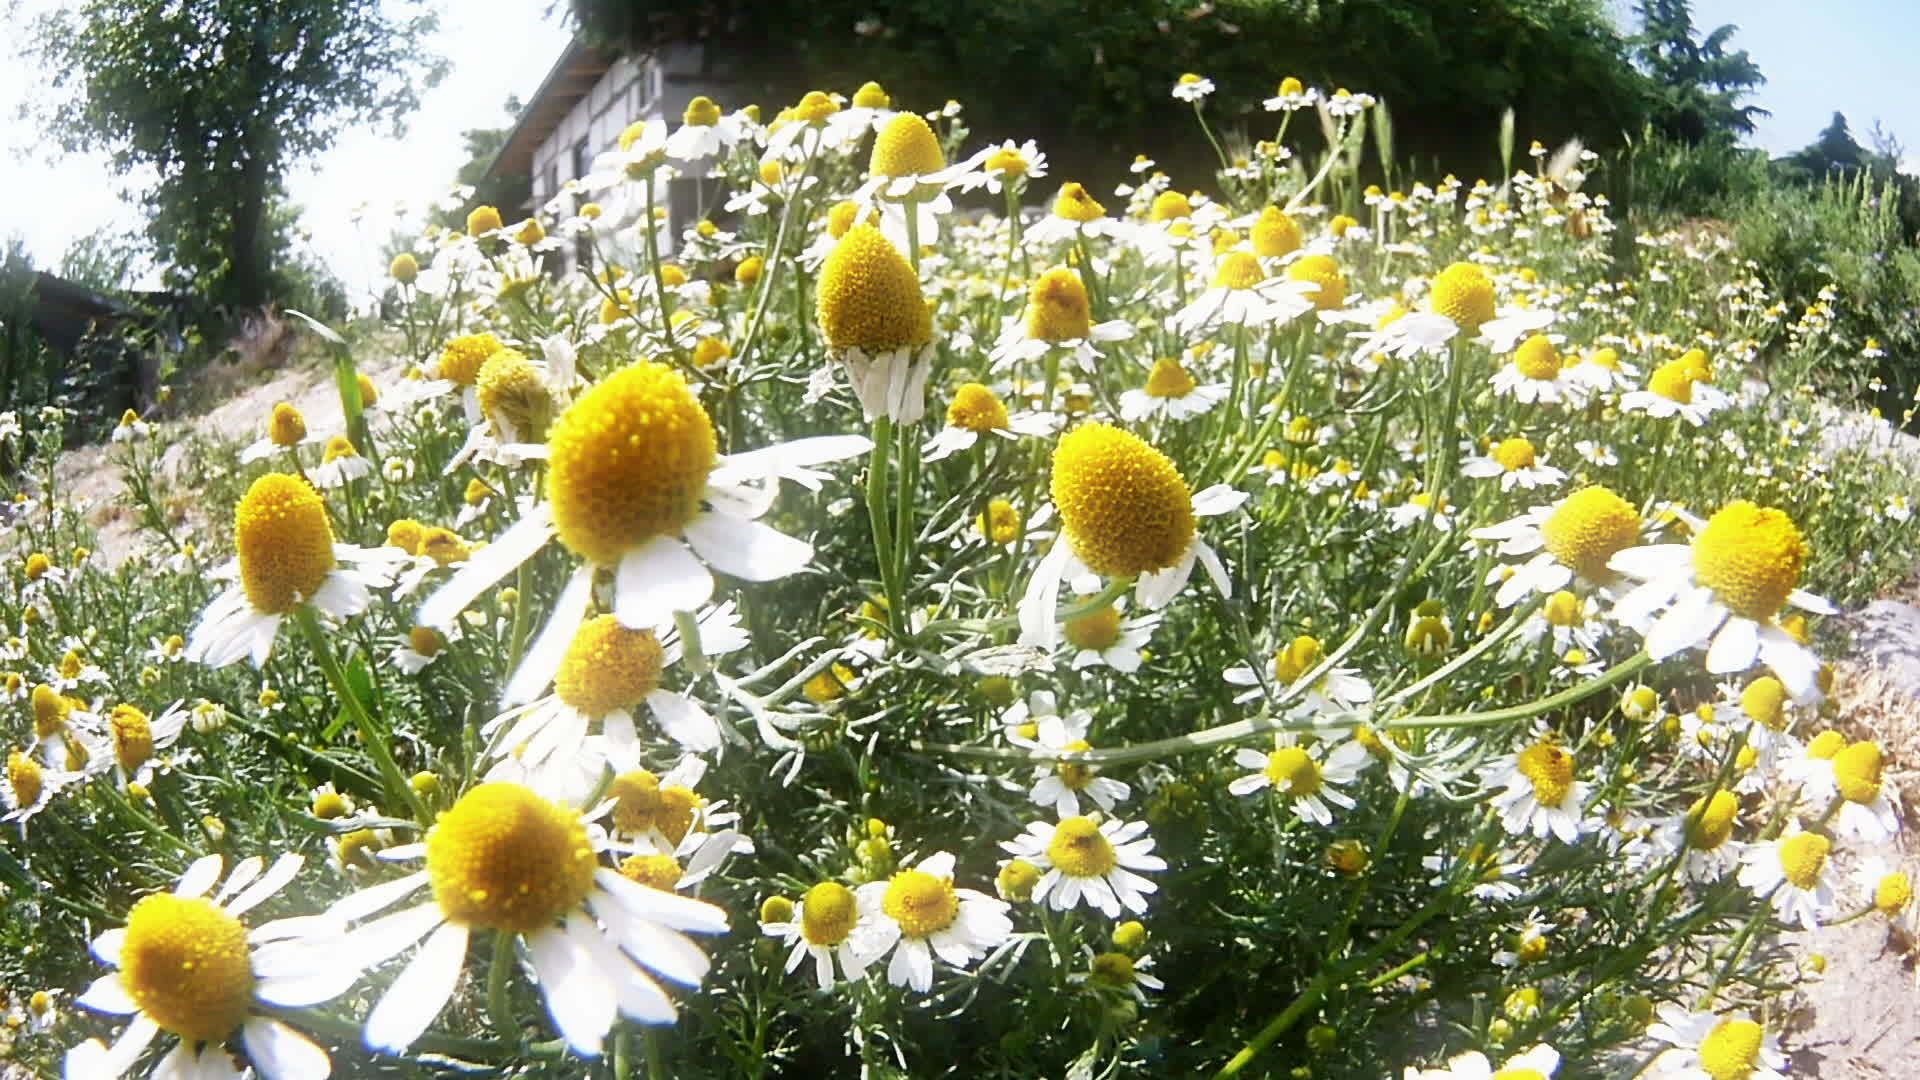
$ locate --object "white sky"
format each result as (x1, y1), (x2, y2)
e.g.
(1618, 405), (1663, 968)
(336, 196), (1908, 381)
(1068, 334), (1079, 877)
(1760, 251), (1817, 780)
(0, 0), (573, 301)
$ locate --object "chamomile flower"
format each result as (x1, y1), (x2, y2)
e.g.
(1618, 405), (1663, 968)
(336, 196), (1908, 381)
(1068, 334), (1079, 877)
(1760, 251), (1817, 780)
(1565, 345), (1639, 394)
(762, 881), (876, 990)
(66, 854), (348, 1080)
(664, 95), (746, 168)
(1476, 307), (1556, 353)
(1826, 739), (1899, 842)
(1651, 789), (1746, 883)
(110, 409), (150, 443)
(1619, 359), (1731, 426)
(1057, 596), (1161, 673)
(1491, 335), (1583, 404)
(1000, 815), (1165, 917)
(309, 435), (372, 489)
(1025, 708), (1131, 818)
(1118, 358), (1229, 421)
(1609, 501), (1836, 702)
(3, 747), (81, 831)
(1471, 486), (1642, 608)
(1405, 1043), (1560, 1080)
(1223, 634), (1373, 718)
(855, 851), (1012, 992)
(922, 383), (1053, 462)
(1462, 436), (1566, 491)
(237, 402), (320, 464)
(851, 111), (987, 252)
(186, 474), (402, 669)
(1737, 826), (1837, 930)
(816, 224), (935, 423)
(390, 625), (448, 675)
(419, 362), (869, 645)
(1170, 72), (1215, 101)
(1482, 738), (1587, 843)
(1263, 76), (1318, 112)
(71, 703), (189, 789)
(333, 781), (729, 1058)
(955, 138), (1048, 196)
(1167, 251), (1318, 337)
(599, 757), (744, 857)
(1852, 856), (1914, 934)
(989, 267), (1136, 373)
(1020, 425), (1242, 647)
(1072, 949), (1164, 1002)
(1647, 1005), (1788, 1080)
(1228, 738), (1370, 825)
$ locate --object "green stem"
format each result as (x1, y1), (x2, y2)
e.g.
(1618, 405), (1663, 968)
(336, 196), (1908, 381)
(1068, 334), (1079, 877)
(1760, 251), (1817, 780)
(292, 606), (430, 822)
(488, 928), (518, 1043)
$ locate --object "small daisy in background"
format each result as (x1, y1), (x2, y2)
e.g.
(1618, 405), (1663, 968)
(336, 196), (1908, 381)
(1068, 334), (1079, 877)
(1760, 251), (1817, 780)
(1825, 738), (1899, 843)
(1170, 72), (1215, 102)
(856, 851), (1012, 992)
(1025, 709), (1131, 818)
(1737, 825), (1837, 931)
(1482, 736), (1587, 843)
(1223, 633), (1373, 719)
(1228, 737), (1369, 825)
(1619, 358), (1731, 427)
(1001, 814), (1165, 917)
(1056, 595), (1160, 673)
(921, 382), (1053, 462)
(1853, 855), (1915, 937)
(1118, 357), (1229, 422)
(989, 266), (1136, 374)
(1071, 948), (1164, 1003)
(1491, 334), (1583, 405)
(762, 881), (877, 989)
(310, 435), (373, 489)
(1471, 485), (1642, 608)
(1461, 435), (1566, 492)
(3, 746), (83, 833)
(1263, 76), (1318, 112)
(1650, 789), (1746, 883)
(1646, 1004), (1788, 1080)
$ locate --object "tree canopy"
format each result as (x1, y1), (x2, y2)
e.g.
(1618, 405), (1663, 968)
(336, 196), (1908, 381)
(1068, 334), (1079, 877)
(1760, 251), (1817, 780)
(28, 0), (447, 314)
(1632, 0), (1767, 143)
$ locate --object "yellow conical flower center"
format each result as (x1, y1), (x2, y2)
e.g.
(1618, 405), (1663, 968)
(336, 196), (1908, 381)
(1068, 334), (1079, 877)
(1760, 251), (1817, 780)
(1684, 790), (1739, 851)
(1064, 605), (1124, 651)
(6, 750), (42, 808)
(1806, 730), (1845, 760)
(1272, 635), (1323, 685)
(996, 859), (1040, 901)
(311, 789), (348, 819)
(1544, 590), (1584, 627)
(1055, 738), (1096, 790)
(387, 518), (425, 556)
(985, 148), (1029, 176)
(1512, 336), (1561, 380)
(24, 552), (50, 580)
(869, 113), (944, 178)
(110, 704), (153, 772)
(1051, 424), (1195, 577)
(1288, 255), (1346, 310)
(1431, 262), (1496, 330)
(1740, 677), (1789, 731)
(390, 253), (418, 284)
(427, 782), (597, 932)
(477, 349), (551, 440)
(817, 224), (931, 352)
(1212, 252), (1266, 291)
(1680, 348), (1713, 382)
(1264, 747), (1323, 796)
(268, 402), (307, 447)
(978, 498), (1020, 545)
(946, 383), (1010, 433)
(119, 893), (254, 1043)
(882, 869), (959, 937)
(1492, 436), (1536, 471)
(419, 527), (468, 567)
(1516, 742), (1573, 806)
(618, 120), (651, 150)
(827, 200), (864, 239)
(1047, 816), (1118, 877)
(440, 332), (505, 386)
(1144, 358), (1198, 399)
(1589, 347), (1621, 371)
(1876, 872), (1912, 915)
(1778, 832), (1830, 889)
(554, 615), (665, 716)
(408, 626), (443, 658)
(234, 474), (335, 615)
(1053, 182), (1106, 222)
(1649, 361), (1696, 403)
(1540, 486), (1640, 582)
(1023, 267), (1094, 342)
(618, 853), (683, 892)
(58, 649), (82, 682)
(1253, 207), (1302, 258)
(1691, 501), (1808, 621)
(1698, 1018), (1764, 1079)
(1150, 191), (1193, 222)
(607, 770), (700, 844)
(467, 205), (503, 237)
(800, 881), (858, 945)
(1833, 741), (1883, 804)
(1091, 952), (1137, 990)
(321, 435), (357, 464)
(682, 96), (721, 127)
(31, 684), (68, 738)
(851, 81), (890, 109)
(546, 362), (717, 567)
(791, 91), (838, 126)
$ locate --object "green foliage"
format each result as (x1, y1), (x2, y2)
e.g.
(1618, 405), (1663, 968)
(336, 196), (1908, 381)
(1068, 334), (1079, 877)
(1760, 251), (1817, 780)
(431, 97), (532, 234)
(1632, 0), (1767, 143)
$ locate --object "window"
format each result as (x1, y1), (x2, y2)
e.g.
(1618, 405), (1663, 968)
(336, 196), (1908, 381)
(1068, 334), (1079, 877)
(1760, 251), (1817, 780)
(633, 62), (654, 112)
(571, 137), (591, 183)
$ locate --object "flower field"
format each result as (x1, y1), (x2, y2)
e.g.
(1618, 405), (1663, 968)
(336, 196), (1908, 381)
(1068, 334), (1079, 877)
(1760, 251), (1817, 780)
(4, 77), (1920, 1079)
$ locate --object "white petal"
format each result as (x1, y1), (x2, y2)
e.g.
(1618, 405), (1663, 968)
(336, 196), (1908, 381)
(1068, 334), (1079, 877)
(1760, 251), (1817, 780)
(341, 901), (445, 971)
(599, 904), (711, 986)
(418, 506), (553, 629)
(502, 565), (594, 706)
(326, 871), (430, 924)
(226, 853), (304, 917)
(1607, 544), (1690, 580)
(215, 857), (265, 906)
(364, 920), (469, 1054)
(91, 927), (127, 966)
(592, 870), (729, 934)
(1017, 541), (1072, 648)
(241, 1016), (331, 1080)
(614, 536), (713, 631)
(102, 1015), (160, 1075)
(175, 854), (224, 898)
(1191, 484), (1248, 516)
(525, 921), (613, 1058)
(1645, 588), (1723, 660)
(645, 690), (721, 753)
(77, 973), (139, 1015)
(1758, 625), (1821, 702)
(683, 512), (812, 582)
(1705, 616), (1761, 675)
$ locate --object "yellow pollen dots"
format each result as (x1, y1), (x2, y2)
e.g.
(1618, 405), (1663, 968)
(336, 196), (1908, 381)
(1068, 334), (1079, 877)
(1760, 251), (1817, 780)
(1263, 747), (1323, 796)
(945, 383), (1010, 433)
(554, 615), (666, 715)
(439, 332), (506, 386)
(881, 869), (960, 937)
(1778, 832), (1831, 889)
(1149, 191), (1193, 222)
(618, 853), (683, 892)
(1832, 741), (1883, 804)
(1876, 871), (1912, 915)
(1516, 742), (1573, 806)
(1272, 635), (1323, 685)
(850, 81), (890, 109)
(234, 474), (335, 615)
(1050, 423), (1195, 578)
(977, 498), (1021, 545)
(1023, 267), (1094, 342)
(985, 147), (1030, 177)
(476, 348), (551, 439)
(1046, 816), (1118, 877)
(466, 205), (503, 237)
(1052, 182), (1107, 222)
(1648, 360), (1697, 403)
(1212, 252), (1266, 291)
(1512, 336), (1561, 380)
(426, 783), (597, 932)
(682, 95), (722, 127)
(1684, 790), (1739, 850)
(24, 552), (50, 581)
(1491, 436), (1537, 471)
(1543, 590), (1584, 627)
(1288, 255), (1347, 309)
(32, 684), (67, 737)
(546, 362), (718, 567)
(1064, 605), (1124, 651)
(109, 704), (153, 771)
(1698, 1018), (1764, 1079)
(1144, 358), (1198, 398)
(389, 252), (418, 284)
(1430, 262), (1497, 330)
(118, 893), (255, 1043)
(869, 113), (944, 178)
(1252, 206), (1302, 257)
(7, 750), (42, 808)
(800, 881), (858, 945)
(817, 224), (931, 352)
(1740, 676), (1789, 731)
(1691, 501), (1809, 620)
(607, 770), (700, 844)
(268, 402), (307, 447)
(1540, 486), (1640, 582)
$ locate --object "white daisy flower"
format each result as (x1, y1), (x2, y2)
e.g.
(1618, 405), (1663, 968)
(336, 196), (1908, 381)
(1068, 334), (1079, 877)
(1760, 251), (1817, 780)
(762, 881), (876, 990)
(1461, 436), (1566, 491)
(1650, 789), (1747, 883)
(855, 851), (1012, 993)
(1000, 815), (1166, 917)
(1490, 334), (1584, 405)
(988, 267), (1136, 373)
(1481, 739), (1587, 843)
(1825, 738), (1899, 843)
(1404, 1043), (1560, 1080)
(1476, 307), (1556, 352)
(237, 402), (321, 464)
(1057, 595), (1161, 673)
(1469, 485), (1642, 608)
(1228, 739), (1370, 825)
(69, 702), (189, 790)
(921, 383), (1055, 462)
(309, 435), (373, 489)
(1852, 855), (1915, 935)
(2, 747), (83, 832)
(110, 410), (150, 443)
(1223, 634), (1373, 719)
(664, 96), (747, 170)
(1072, 949), (1165, 1003)
(1118, 358), (1229, 422)
(1166, 251), (1318, 337)
(1619, 360), (1732, 426)
(1646, 1004), (1787, 1080)
(1736, 826), (1837, 931)
(1025, 708), (1131, 818)
(1170, 73), (1215, 101)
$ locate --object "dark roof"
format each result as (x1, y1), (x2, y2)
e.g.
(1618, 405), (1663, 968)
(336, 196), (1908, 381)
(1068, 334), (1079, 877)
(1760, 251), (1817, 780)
(485, 37), (614, 180)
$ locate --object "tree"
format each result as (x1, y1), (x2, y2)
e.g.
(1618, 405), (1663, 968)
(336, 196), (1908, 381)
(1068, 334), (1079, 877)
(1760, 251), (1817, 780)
(1633, 0), (1767, 143)
(27, 0), (446, 314)
(1786, 112), (1866, 178)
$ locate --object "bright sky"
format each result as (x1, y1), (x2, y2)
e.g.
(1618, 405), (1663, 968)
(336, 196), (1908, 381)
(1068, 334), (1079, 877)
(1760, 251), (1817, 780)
(3, 2), (1914, 299)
